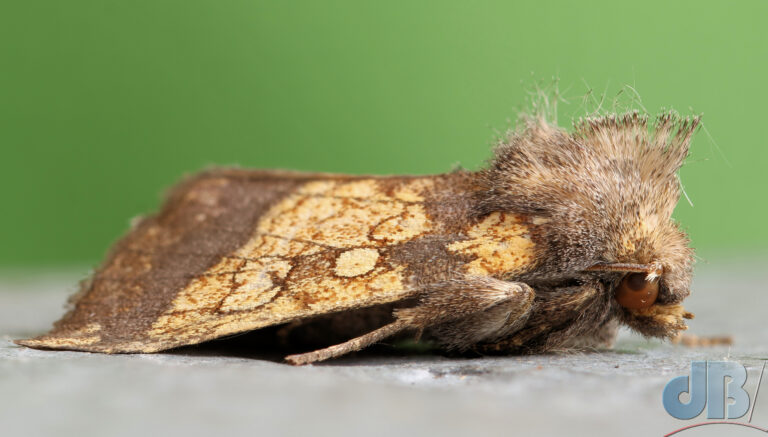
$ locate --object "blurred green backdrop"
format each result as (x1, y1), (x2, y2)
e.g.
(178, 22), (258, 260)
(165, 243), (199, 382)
(1, 1), (766, 267)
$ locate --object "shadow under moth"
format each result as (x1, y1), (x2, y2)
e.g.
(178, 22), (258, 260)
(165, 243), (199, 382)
(18, 111), (702, 365)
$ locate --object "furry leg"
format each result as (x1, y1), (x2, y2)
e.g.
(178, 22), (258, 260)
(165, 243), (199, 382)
(397, 276), (535, 350)
(284, 275), (534, 364)
(284, 319), (409, 365)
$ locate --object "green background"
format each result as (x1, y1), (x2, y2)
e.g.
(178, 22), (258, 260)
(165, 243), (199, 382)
(2, 1), (766, 267)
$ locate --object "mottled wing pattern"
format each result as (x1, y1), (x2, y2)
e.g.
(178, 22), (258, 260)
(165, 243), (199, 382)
(19, 172), (440, 352)
(18, 169), (541, 353)
(144, 178), (440, 350)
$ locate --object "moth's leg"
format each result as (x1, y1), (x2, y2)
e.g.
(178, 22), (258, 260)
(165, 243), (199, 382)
(671, 332), (733, 347)
(284, 319), (409, 365)
(474, 280), (611, 355)
(558, 318), (620, 349)
(284, 276), (534, 365)
(397, 276), (535, 351)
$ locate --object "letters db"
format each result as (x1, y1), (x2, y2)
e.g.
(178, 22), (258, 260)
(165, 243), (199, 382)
(663, 361), (750, 420)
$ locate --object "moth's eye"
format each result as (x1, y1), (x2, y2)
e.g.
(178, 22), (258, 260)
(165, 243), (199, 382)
(615, 273), (659, 309)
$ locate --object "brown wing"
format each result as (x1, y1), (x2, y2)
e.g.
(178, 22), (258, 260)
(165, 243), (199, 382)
(17, 170), (445, 353)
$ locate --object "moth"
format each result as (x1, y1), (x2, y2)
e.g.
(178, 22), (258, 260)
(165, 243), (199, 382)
(17, 111), (700, 365)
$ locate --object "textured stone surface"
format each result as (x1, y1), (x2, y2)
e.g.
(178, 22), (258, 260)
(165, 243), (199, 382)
(1, 261), (766, 437)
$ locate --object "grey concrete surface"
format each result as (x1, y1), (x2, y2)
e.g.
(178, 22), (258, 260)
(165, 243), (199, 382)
(1, 260), (766, 437)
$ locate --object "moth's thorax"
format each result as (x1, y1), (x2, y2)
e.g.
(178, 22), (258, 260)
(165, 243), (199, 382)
(613, 214), (664, 261)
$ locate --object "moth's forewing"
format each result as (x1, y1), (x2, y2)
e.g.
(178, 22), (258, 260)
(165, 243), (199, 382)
(18, 170), (539, 353)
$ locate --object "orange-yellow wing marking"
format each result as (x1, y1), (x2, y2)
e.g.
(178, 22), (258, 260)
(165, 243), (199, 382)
(447, 212), (536, 276)
(145, 178), (436, 347)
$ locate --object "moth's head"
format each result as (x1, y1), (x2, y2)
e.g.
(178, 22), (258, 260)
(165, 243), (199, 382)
(476, 111), (700, 339)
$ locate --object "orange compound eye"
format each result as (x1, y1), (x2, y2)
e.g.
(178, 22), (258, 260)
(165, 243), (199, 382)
(615, 273), (659, 309)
